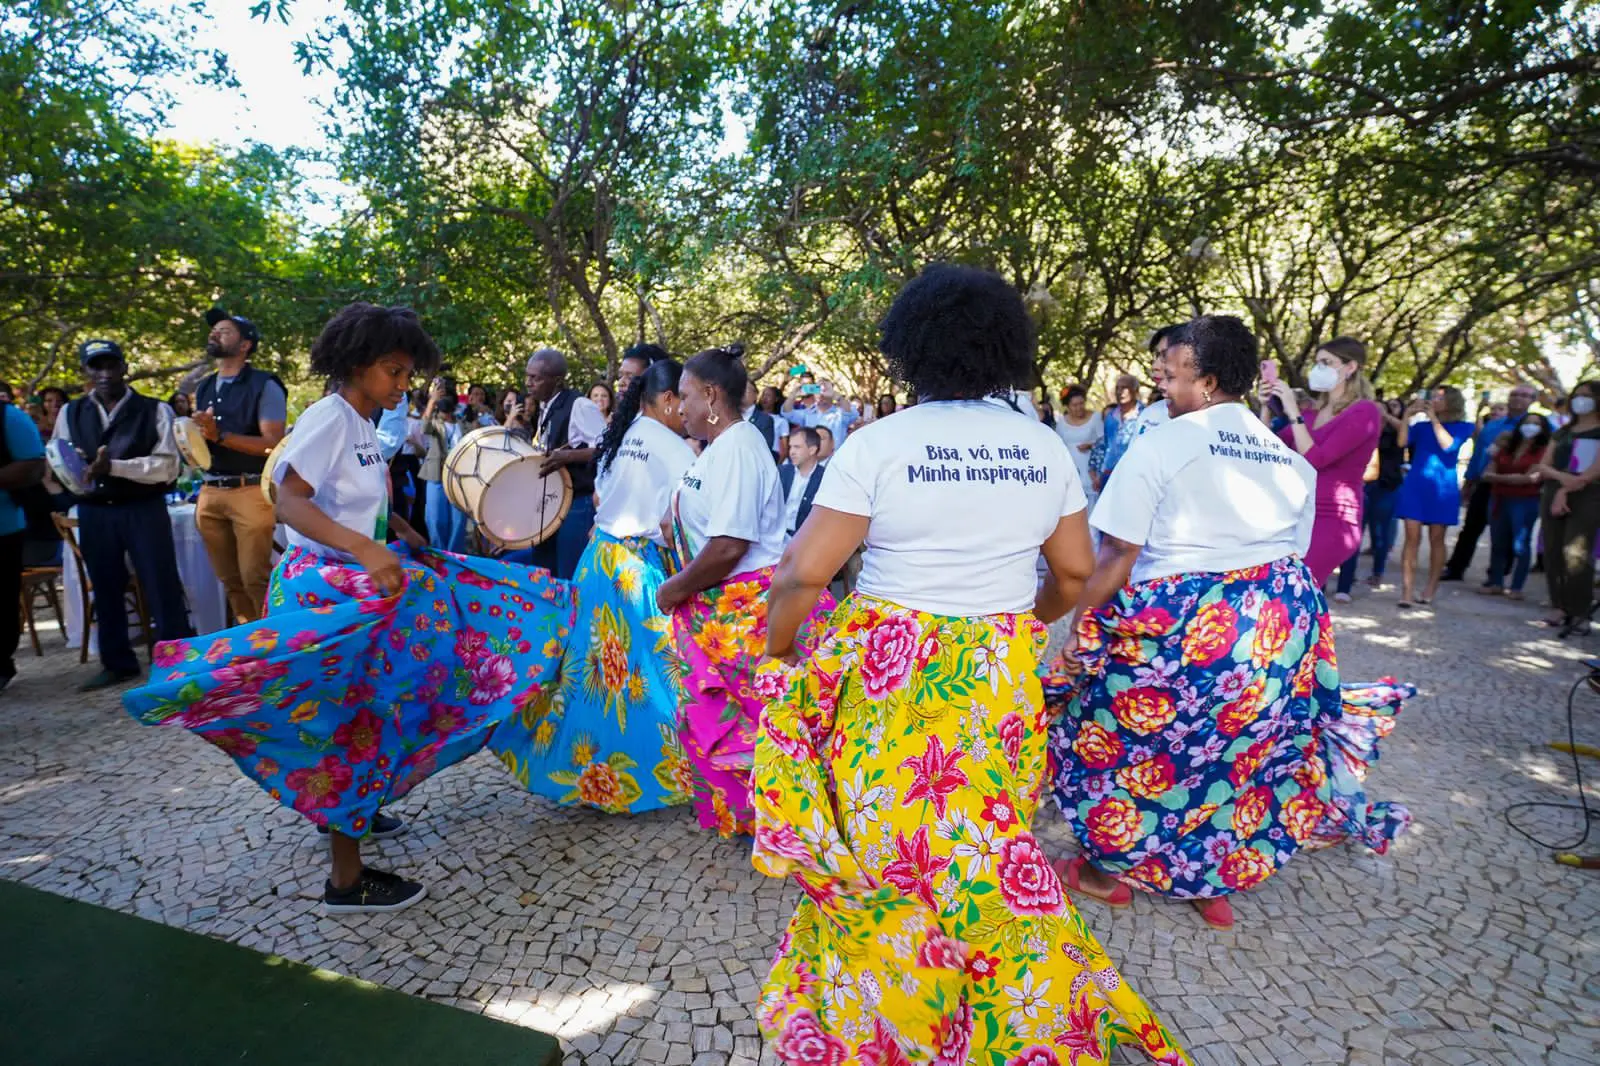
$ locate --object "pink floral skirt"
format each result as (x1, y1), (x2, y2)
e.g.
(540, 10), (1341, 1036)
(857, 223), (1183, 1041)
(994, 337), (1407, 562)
(123, 545), (574, 837)
(669, 566), (834, 836)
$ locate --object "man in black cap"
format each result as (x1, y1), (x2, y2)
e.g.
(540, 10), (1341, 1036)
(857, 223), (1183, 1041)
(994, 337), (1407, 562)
(54, 340), (192, 690)
(192, 308), (287, 623)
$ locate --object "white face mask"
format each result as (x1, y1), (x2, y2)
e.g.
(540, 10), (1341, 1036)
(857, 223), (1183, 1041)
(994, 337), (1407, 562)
(1571, 396), (1595, 416)
(1306, 363), (1341, 393)
(1519, 423), (1542, 439)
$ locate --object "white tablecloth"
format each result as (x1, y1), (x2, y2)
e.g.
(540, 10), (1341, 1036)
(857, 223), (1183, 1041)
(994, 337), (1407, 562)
(63, 502), (232, 652)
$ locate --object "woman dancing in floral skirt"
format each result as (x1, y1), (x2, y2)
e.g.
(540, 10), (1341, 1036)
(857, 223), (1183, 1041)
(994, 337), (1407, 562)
(125, 304), (573, 913)
(754, 265), (1189, 1065)
(655, 345), (835, 836)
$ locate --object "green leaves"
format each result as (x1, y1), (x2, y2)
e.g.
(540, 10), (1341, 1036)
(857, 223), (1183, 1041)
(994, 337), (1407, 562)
(3, 0), (1593, 394)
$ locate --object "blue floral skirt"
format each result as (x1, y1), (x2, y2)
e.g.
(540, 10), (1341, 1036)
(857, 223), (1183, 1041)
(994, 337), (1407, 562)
(123, 545), (574, 837)
(1045, 557), (1345, 898)
(488, 530), (696, 813)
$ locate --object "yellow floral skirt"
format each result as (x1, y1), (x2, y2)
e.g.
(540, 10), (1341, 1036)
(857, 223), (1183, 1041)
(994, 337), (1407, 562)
(751, 595), (1190, 1066)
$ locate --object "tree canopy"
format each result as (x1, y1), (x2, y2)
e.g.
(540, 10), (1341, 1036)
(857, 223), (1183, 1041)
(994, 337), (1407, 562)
(1, 0), (1595, 405)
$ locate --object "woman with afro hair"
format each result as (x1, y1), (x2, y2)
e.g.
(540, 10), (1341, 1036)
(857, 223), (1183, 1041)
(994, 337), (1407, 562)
(124, 303), (575, 915)
(749, 264), (1189, 1065)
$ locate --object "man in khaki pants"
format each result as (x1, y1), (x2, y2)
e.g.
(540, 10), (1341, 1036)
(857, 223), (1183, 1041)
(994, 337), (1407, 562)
(193, 309), (287, 623)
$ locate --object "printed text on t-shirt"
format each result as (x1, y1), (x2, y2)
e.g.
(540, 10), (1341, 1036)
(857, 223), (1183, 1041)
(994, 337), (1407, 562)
(1209, 430), (1295, 467)
(908, 443), (1048, 485)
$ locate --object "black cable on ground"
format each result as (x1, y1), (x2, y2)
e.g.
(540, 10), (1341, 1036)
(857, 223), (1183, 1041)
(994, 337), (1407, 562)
(1503, 671), (1598, 852)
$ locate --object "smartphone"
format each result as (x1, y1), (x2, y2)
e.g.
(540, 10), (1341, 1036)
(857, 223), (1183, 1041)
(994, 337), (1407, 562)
(788, 364), (808, 377)
(1260, 359), (1278, 385)
(801, 383), (822, 396)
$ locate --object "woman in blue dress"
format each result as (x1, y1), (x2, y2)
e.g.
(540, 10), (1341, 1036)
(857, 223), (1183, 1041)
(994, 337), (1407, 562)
(1394, 385), (1475, 607)
(490, 357), (701, 812)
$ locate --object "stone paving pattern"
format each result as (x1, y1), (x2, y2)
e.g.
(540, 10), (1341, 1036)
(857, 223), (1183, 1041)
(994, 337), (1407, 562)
(3, 552), (1599, 1066)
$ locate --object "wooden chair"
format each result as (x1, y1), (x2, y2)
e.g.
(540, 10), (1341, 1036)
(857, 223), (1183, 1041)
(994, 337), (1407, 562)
(18, 563), (64, 657)
(52, 514), (153, 665)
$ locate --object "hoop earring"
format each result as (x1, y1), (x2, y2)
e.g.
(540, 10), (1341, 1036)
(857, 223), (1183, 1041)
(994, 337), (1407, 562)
(707, 411), (721, 427)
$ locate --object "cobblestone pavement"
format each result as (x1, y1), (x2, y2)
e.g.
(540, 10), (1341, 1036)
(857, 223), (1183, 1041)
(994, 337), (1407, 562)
(3, 553), (1598, 1066)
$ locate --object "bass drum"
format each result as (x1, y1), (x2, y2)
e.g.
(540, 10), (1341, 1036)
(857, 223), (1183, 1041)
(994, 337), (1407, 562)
(443, 426), (572, 549)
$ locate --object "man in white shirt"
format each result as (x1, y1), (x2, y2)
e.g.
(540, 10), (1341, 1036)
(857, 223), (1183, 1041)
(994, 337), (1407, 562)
(779, 426), (825, 538)
(56, 340), (193, 689)
(521, 347), (607, 579)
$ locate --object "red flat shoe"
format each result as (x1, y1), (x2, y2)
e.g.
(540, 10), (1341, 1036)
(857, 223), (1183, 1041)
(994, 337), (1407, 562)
(1193, 897), (1234, 929)
(1053, 856), (1132, 908)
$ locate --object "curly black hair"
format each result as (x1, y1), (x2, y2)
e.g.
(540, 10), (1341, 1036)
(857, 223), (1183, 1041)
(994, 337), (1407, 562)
(1176, 315), (1257, 397)
(878, 264), (1034, 401)
(681, 343), (748, 417)
(309, 303), (442, 382)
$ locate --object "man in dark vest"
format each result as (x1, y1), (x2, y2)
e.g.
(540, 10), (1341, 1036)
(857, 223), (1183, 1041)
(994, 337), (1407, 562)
(521, 347), (604, 580)
(55, 340), (192, 690)
(192, 308), (287, 623)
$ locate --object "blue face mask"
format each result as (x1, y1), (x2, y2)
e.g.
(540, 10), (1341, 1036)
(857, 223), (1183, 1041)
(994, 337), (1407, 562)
(1572, 396), (1596, 417)
(1519, 423), (1542, 439)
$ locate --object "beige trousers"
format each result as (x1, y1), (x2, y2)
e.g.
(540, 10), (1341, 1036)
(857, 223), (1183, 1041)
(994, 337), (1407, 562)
(196, 484), (276, 624)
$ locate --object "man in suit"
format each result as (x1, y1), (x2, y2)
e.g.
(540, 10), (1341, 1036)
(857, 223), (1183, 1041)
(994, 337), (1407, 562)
(779, 426), (825, 539)
(742, 381), (784, 463)
(56, 340), (193, 689)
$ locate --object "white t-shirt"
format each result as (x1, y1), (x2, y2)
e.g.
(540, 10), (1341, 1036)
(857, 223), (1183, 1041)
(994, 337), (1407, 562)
(814, 401), (1088, 616)
(672, 420), (786, 573)
(594, 414), (697, 543)
(276, 394), (389, 561)
(1131, 399), (1169, 437)
(1054, 411), (1104, 491)
(1092, 403), (1315, 584)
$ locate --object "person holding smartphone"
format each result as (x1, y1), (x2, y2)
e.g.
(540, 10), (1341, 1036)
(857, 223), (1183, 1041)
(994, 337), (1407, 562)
(1263, 338), (1382, 591)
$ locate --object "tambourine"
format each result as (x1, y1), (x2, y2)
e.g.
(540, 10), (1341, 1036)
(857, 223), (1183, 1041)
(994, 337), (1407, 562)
(45, 438), (92, 497)
(173, 417), (212, 470)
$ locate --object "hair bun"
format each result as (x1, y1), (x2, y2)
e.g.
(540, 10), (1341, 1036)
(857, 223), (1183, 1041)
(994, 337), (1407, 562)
(723, 342), (746, 361)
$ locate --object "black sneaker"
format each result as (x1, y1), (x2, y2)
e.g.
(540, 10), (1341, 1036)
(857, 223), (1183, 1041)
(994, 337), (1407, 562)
(317, 811), (408, 839)
(323, 868), (426, 914)
(1440, 572), (1463, 582)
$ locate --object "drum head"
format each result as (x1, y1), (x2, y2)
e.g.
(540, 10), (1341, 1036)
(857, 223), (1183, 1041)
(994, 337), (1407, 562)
(46, 438), (91, 497)
(173, 417), (212, 470)
(443, 425), (538, 514)
(476, 457), (573, 549)
(261, 439), (287, 505)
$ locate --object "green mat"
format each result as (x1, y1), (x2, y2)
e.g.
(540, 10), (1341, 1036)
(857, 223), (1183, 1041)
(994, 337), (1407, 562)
(0, 879), (561, 1066)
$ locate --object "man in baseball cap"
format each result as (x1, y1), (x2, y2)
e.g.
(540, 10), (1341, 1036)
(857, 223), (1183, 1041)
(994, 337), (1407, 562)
(194, 307), (286, 623)
(56, 339), (192, 689)
(203, 308), (260, 351)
